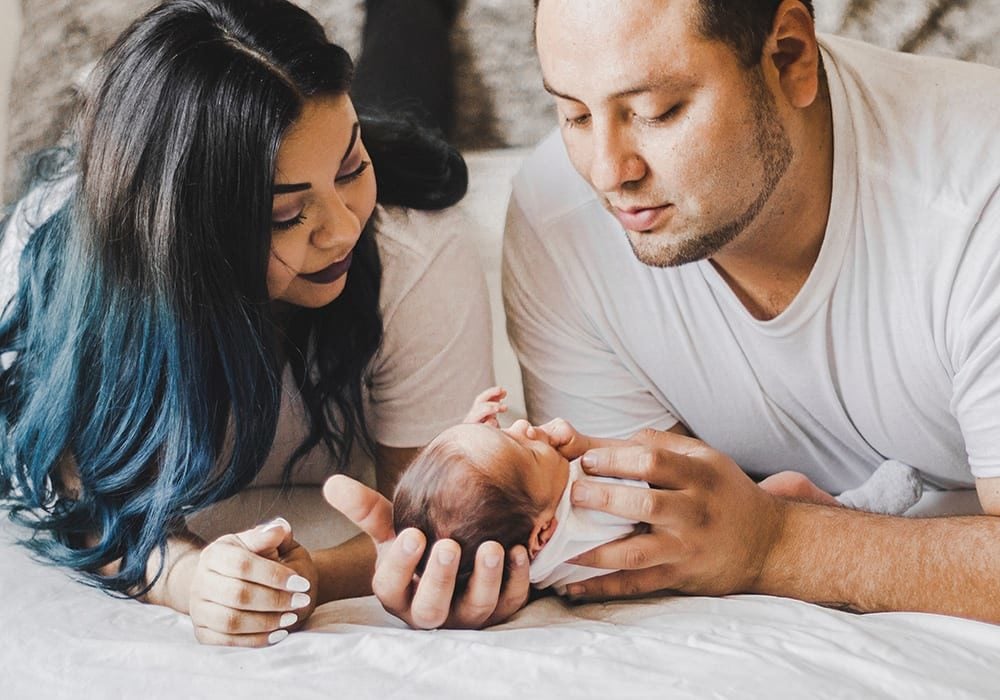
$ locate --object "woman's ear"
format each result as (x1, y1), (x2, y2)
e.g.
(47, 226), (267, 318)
(764, 0), (821, 109)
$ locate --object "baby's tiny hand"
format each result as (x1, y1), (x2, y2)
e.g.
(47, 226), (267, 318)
(463, 386), (508, 427)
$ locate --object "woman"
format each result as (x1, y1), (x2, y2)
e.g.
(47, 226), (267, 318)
(0, 0), (526, 647)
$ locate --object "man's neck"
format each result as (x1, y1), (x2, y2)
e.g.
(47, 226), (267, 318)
(710, 83), (835, 322)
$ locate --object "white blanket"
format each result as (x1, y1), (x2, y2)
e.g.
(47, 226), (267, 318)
(2, 487), (998, 700)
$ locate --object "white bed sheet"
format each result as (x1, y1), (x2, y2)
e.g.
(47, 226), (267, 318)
(2, 487), (998, 700)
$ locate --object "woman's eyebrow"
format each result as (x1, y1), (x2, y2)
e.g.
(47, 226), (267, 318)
(272, 122), (361, 195)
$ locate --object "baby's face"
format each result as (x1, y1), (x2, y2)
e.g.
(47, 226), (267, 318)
(439, 422), (570, 557)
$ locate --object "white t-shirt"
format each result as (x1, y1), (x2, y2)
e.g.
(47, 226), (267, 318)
(503, 35), (1000, 494)
(1, 182), (494, 485)
(529, 458), (645, 591)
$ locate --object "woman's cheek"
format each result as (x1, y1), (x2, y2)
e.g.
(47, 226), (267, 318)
(266, 253), (298, 300)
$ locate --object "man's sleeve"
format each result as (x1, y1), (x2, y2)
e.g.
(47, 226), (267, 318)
(950, 184), (1000, 479)
(502, 191), (677, 439)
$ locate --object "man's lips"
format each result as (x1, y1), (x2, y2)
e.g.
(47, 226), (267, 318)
(611, 204), (673, 232)
(298, 252), (353, 284)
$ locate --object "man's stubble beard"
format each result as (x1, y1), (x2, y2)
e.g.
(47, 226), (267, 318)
(626, 69), (795, 268)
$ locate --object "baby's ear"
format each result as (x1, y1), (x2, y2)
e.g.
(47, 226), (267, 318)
(529, 517), (559, 559)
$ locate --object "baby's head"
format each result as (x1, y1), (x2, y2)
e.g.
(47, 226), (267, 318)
(393, 422), (569, 592)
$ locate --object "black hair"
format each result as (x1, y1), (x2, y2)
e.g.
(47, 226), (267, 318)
(0, 0), (466, 596)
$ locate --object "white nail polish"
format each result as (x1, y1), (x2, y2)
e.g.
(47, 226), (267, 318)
(286, 574), (310, 592)
(291, 593), (311, 609)
(279, 612), (298, 628)
(268, 629), (289, 645)
(261, 517), (290, 533)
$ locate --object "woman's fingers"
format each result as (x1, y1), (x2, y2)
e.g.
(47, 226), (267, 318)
(192, 626), (295, 649)
(323, 474), (396, 545)
(197, 570), (312, 613)
(203, 537), (310, 594)
(190, 599), (302, 635)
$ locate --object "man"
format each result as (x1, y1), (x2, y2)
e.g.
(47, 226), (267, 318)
(501, 0), (1000, 620)
(328, 0), (1000, 627)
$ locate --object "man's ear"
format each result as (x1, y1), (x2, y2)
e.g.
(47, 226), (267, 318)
(764, 0), (821, 109)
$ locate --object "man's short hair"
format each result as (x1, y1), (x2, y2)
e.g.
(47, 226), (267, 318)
(534, 0), (816, 67)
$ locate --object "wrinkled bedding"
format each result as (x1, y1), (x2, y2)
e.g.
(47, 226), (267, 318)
(2, 486), (998, 699)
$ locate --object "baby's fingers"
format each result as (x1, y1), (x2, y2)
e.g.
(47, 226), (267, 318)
(473, 386), (507, 404)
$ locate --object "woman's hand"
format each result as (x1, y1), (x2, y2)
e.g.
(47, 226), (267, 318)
(187, 518), (318, 647)
(324, 474), (531, 629)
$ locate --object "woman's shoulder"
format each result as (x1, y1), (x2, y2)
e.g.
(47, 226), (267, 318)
(373, 203), (484, 310)
(0, 174), (77, 310)
(374, 203), (474, 263)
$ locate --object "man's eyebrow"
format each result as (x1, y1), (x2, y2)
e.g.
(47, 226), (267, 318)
(542, 77), (691, 102)
(273, 121), (361, 195)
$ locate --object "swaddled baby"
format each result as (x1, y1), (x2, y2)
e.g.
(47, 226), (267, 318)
(393, 388), (923, 594)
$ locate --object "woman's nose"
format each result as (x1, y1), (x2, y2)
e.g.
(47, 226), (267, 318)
(311, 190), (361, 249)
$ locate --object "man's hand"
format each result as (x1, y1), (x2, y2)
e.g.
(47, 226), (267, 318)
(560, 428), (787, 600)
(323, 475), (531, 629)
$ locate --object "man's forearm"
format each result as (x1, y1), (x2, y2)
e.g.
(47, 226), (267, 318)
(756, 502), (1000, 622)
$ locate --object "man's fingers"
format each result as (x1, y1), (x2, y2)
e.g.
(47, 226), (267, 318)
(565, 566), (674, 601)
(447, 541), (505, 628)
(571, 476), (691, 523)
(323, 474), (396, 544)
(486, 545), (531, 626)
(579, 445), (701, 486)
(370, 528), (425, 616)
(569, 532), (682, 571)
(408, 539), (462, 629)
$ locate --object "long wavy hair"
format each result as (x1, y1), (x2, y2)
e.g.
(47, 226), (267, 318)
(0, 0), (467, 596)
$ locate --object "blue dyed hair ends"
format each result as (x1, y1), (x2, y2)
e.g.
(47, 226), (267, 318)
(0, 0), (466, 596)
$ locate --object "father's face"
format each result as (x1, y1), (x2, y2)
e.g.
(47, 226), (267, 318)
(535, 0), (793, 267)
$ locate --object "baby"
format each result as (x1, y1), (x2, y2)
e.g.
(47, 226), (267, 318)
(393, 388), (924, 593)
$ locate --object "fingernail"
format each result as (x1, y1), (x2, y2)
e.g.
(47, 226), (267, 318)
(291, 593), (311, 609)
(402, 532), (421, 555)
(513, 550), (528, 567)
(566, 584), (585, 598)
(484, 552), (502, 569)
(572, 483), (589, 503)
(286, 575), (310, 592)
(262, 517), (290, 533)
(279, 612), (298, 628)
(437, 548), (457, 565)
(268, 629), (289, 645)
(581, 453), (596, 469)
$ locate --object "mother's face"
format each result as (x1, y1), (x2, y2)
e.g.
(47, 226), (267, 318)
(267, 95), (377, 308)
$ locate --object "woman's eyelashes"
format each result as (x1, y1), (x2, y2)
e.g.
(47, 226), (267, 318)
(336, 159), (371, 184)
(272, 213), (306, 231)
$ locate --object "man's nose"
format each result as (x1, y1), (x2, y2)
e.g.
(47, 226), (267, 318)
(589, 124), (645, 194)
